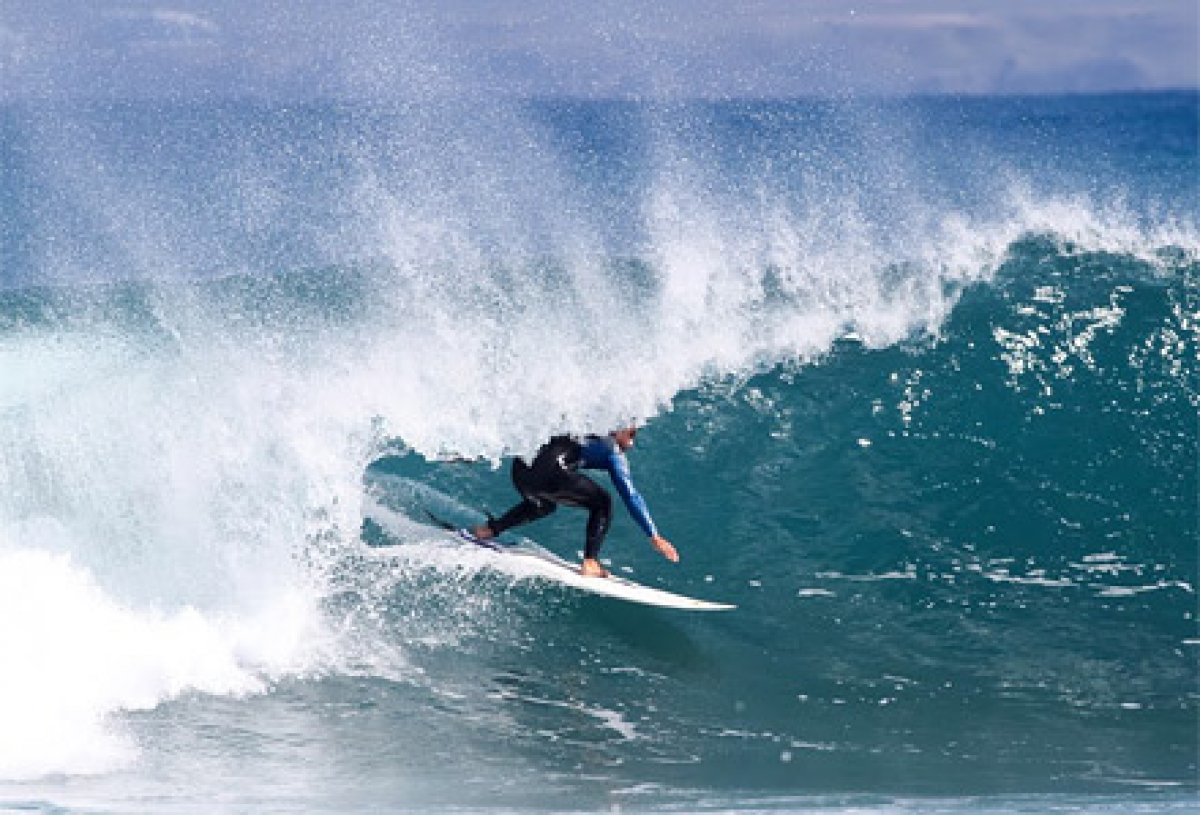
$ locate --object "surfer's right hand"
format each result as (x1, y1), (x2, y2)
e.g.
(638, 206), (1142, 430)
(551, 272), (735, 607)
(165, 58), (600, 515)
(651, 535), (679, 563)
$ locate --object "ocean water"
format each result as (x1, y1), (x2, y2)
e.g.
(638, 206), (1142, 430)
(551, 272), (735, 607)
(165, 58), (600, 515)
(0, 92), (1196, 813)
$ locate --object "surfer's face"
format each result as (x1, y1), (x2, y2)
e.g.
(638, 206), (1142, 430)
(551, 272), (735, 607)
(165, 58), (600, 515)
(613, 427), (637, 451)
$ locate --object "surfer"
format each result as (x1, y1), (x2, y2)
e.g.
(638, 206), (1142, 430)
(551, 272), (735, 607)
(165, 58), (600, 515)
(471, 427), (678, 578)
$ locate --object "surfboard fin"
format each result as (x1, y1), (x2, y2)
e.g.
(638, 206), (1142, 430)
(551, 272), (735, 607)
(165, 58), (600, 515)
(425, 507), (499, 533)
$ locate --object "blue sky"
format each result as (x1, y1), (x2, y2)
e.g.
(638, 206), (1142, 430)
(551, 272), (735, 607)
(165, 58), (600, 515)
(0, 1), (1195, 100)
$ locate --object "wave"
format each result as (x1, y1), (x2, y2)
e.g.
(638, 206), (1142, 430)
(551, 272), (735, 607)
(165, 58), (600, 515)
(0, 97), (1195, 781)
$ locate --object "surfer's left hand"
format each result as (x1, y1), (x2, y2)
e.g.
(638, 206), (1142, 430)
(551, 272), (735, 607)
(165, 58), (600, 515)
(651, 535), (679, 563)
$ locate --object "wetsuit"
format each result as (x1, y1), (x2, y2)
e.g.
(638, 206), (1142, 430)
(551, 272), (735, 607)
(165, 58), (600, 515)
(486, 435), (658, 560)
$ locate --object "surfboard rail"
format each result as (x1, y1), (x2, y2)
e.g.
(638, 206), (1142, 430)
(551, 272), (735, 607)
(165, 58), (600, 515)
(452, 527), (735, 611)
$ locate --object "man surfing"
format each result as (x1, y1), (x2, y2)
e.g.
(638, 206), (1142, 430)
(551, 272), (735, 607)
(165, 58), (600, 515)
(470, 427), (678, 577)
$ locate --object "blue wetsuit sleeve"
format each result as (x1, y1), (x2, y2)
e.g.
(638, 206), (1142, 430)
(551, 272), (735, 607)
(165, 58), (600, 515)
(606, 449), (659, 538)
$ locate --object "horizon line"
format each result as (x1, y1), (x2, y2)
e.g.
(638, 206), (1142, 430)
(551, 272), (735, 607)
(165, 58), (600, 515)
(0, 86), (1195, 107)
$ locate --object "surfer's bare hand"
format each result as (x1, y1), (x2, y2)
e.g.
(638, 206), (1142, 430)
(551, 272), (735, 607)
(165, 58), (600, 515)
(651, 535), (678, 563)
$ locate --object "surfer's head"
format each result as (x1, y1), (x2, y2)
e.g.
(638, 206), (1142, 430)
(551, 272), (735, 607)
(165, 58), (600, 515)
(612, 425), (638, 451)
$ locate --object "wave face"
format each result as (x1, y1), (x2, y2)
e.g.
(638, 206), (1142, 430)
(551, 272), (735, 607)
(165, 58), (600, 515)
(0, 93), (1196, 810)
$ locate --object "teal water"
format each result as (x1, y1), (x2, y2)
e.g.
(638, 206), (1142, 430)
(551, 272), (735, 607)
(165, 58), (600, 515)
(0, 93), (1196, 812)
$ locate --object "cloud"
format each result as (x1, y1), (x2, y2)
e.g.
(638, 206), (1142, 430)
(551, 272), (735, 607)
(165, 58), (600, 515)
(149, 9), (220, 35)
(101, 6), (220, 37)
(818, 12), (995, 31)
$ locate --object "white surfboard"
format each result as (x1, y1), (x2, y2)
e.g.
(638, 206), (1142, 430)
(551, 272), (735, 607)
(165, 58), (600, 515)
(453, 528), (735, 611)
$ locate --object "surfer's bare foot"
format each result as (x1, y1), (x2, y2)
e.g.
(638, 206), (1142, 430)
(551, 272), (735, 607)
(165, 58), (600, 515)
(579, 558), (609, 578)
(651, 534), (679, 563)
(471, 524), (494, 540)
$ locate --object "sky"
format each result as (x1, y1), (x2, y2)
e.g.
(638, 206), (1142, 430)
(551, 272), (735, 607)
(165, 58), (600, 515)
(0, 1), (1195, 100)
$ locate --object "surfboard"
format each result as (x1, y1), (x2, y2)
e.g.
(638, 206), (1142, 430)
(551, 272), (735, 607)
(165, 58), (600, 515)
(448, 526), (736, 611)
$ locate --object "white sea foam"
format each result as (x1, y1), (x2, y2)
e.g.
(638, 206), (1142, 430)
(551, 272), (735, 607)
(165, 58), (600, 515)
(0, 547), (324, 780)
(0, 321), (364, 778)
